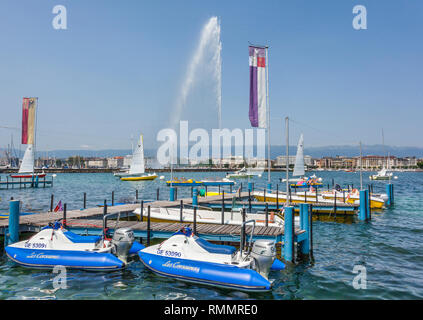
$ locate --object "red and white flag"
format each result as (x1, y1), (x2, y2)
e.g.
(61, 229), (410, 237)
(21, 97), (37, 144)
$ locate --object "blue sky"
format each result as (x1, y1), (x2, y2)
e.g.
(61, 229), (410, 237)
(0, 0), (422, 151)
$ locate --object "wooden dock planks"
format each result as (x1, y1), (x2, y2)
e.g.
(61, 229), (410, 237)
(62, 218), (287, 237)
(0, 191), (304, 238)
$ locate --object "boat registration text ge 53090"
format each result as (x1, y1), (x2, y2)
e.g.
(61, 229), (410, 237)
(156, 249), (182, 257)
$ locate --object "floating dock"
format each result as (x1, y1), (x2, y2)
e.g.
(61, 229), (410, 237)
(0, 191), (313, 263)
(0, 176), (53, 190)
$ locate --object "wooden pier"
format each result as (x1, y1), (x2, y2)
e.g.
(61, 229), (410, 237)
(0, 175), (53, 190)
(0, 192), (293, 240)
(0, 190), (313, 262)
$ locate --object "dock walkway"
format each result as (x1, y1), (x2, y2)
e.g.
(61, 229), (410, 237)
(1, 190), (313, 262)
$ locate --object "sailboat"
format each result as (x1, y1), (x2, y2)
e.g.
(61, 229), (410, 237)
(114, 134), (157, 181)
(226, 166), (255, 179)
(10, 144), (45, 179)
(369, 130), (397, 181)
(281, 134), (322, 187)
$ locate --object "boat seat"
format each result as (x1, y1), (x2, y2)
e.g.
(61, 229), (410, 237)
(63, 231), (101, 243)
(195, 237), (236, 255)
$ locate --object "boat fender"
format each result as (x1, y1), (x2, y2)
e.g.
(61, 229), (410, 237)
(270, 259), (285, 270)
(128, 241), (146, 255)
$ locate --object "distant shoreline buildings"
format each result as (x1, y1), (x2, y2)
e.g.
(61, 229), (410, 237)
(1, 153), (422, 171)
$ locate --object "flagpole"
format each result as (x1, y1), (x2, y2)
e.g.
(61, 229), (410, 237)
(266, 46), (270, 185)
(285, 116), (289, 205)
(34, 97), (38, 175)
(360, 141), (363, 190)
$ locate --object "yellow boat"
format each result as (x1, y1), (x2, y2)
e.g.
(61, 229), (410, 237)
(320, 191), (385, 209)
(120, 174), (158, 181)
(252, 191), (358, 215)
(254, 190), (384, 210)
(166, 178), (196, 185)
(292, 190), (385, 209)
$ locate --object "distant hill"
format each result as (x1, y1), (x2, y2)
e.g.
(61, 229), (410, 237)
(2, 144), (423, 159)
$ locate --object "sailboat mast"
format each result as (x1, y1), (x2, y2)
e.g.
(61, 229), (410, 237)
(285, 116), (289, 205)
(382, 128), (386, 170)
(170, 136), (174, 187)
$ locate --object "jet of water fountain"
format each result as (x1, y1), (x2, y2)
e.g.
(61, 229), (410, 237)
(171, 16), (222, 130)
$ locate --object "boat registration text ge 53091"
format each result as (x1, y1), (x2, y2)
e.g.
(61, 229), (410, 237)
(24, 242), (47, 249)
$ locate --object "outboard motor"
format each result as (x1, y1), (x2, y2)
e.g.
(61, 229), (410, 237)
(111, 228), (135, 263)
(251, 240), (276, 279)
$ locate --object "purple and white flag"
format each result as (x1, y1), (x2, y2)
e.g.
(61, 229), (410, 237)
(249, 46), (267, 128)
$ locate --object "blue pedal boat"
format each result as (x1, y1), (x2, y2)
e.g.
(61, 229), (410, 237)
(6, 220), (145, 271)
(138, 226), (284, 292)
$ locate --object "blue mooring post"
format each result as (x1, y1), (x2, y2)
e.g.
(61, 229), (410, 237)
(366, 187), (371, 220)
(267, 183), (272, 193)
(284, 206), (295, 263)
(299, 203), (310, 255)
(391, 184), (394, 204)
(192, 188), (198, 207)
(169, 186), (175, 201)
(248, 182), (252, 192)
(386, 183), (394, 206)
(8, 200), (20, 245)
(359, 190), (368, 221)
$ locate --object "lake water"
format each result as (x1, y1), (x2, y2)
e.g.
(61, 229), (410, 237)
(0, 171), (422, 300)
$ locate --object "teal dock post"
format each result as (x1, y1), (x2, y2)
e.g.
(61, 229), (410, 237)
(299, 203), (306, 229)
(284, 206), (295, 263)
(391, 184), (394, 204)
(248, 182), (252, 192)
(248, 189), (252, 212)
(267, 183), (272, 193)
(169, 186), (175, 201)
(147, 205), (151, 246)
(221, 191), (225, 224)
(359, 190), (368, 221)
(193, 206), (197, 235)
(386, 184), (391, 206)
(367, 185), (372, 220)
(299, 203), (310, 255)
(8, 200), (20, 245)
(192, 188), (198, 207)
(386, 184), (394, 206)
(276, 184), (279, 210)
(35, 175), (39, 188)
